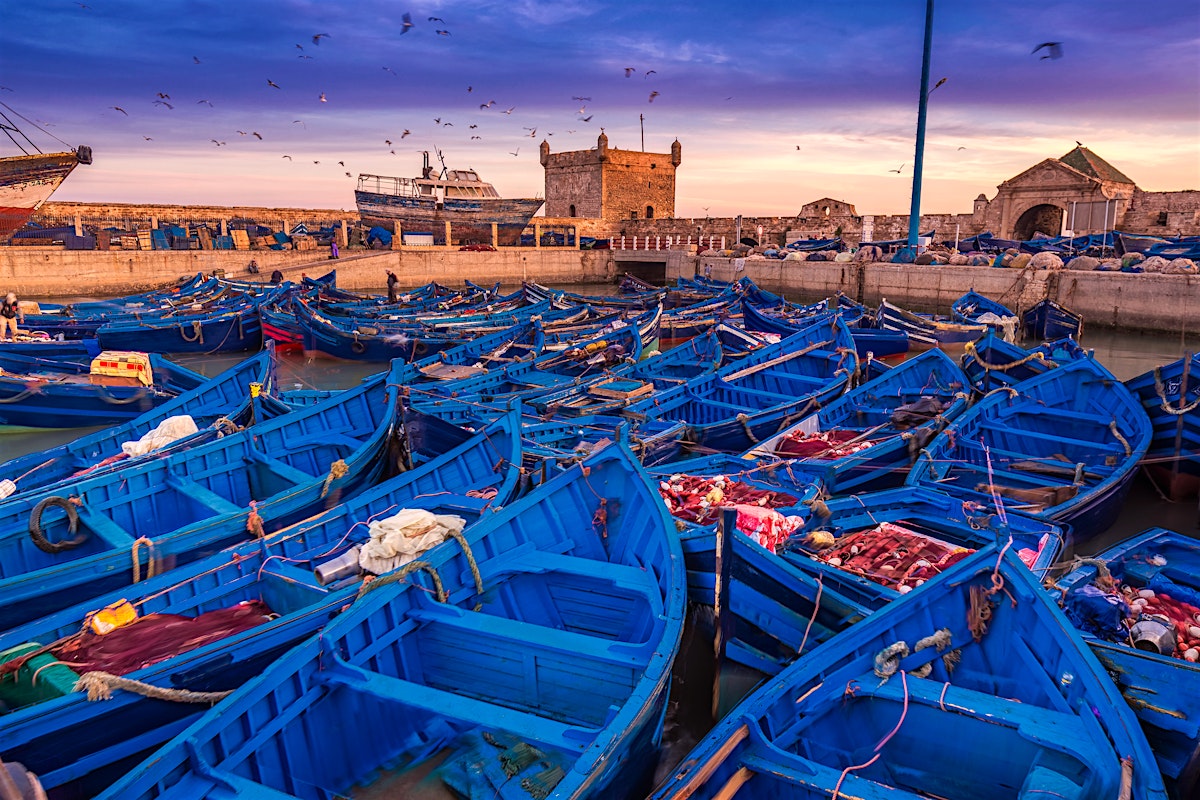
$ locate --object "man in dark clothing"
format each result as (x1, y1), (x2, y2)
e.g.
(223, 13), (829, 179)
(270, 269), (284, 285)
(386, 270), (400, 303)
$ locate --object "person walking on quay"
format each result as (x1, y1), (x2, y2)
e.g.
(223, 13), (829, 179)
(270, 268), (284, 285)
(386, 270), (400, 303)
(1, 293), (23, 340)
(330, 240), (339, 259)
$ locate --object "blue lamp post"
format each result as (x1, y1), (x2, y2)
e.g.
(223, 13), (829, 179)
(906, 0), (935, 252)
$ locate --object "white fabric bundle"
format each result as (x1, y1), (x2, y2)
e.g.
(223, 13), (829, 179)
(358, 508), (467, 576)
(120, 415), (199, 457)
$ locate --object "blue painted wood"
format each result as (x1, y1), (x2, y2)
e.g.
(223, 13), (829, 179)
(1055, 527), (1200, 797)
(0, 361), (404, 631)
(741, 297), (910, 359)
(95, 440), (686, 800)
(0, 411), (524, 799)
(960, 331), (1091, 394)
(0, 351), (207, 429)
(0, 344), (279, 497)
(877, 298), (989, 348)
(1023, 299), (1084, 341)
(907, 358), (1153, 542)
(950, 288), (1018, 338)
(746, 349), (972, 493)
(1125, 354), (1200, 501)
(649, 544), (1168, 800)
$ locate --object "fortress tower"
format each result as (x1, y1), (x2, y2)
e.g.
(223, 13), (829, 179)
(540, 133), (681, 224)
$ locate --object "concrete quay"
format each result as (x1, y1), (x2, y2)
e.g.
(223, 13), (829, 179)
(2, 246), (1197, 335)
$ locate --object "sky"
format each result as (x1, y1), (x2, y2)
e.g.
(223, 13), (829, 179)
(2, 0), (1198, 219)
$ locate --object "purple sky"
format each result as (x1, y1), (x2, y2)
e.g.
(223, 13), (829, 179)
(3, 0), (1198, 218)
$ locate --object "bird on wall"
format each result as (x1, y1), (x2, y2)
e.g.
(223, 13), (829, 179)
(1032, 41), (1063, 59)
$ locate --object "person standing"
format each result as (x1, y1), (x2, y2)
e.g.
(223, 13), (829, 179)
(330, 240), (339, 259)
(270, 268), (284, 285)
(1, 293), (22, 340)
(386, 270), (400, 303)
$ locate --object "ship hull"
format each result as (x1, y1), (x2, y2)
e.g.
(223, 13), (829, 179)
(0, 151), (82, 241)
(355, 190), (544, 246)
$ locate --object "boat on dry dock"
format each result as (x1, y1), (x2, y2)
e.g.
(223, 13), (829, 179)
(355, 150), (544, 246)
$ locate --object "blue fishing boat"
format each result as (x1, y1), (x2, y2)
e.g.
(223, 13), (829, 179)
(0, 411), (523, 799)
(623, 315), (856, 455)
(95, 439), (686, 800)
(951, 288), (1019, 341)
(959, 331), (1090, 394)
(1124, 354), (1200, 501)
(783, 485), (1064, 610)
(907, 358), (1153, 542)
(877, 297), (989, 348)
(0, 350), (207, 430)
(0, 336), (101, 359)
(649, 544), (1168, 800)
(0, 344), (279, 498)
(0, 363), (402, 632)
(746, 349), (972, 493)
(741, 297), (910, 359)
(1055, 527), (1200, 797)
(1023, 298), (1084, 341)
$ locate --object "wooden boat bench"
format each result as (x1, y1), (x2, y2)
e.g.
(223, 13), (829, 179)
(242, 448), (322, 487)
(162, 472), (245, 515)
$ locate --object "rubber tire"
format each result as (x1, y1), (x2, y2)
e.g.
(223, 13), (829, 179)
(29, 496), (88, 554)
(351, 340), (367, 355)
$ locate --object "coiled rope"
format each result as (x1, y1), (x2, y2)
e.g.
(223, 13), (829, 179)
(131, 536), (159, 583)
(319, 459), (348, 499)
(1152, 366), (1200, 416)
(963, 340), (1049, 372)
(179, 320), (204, 344)
(356, 559), (446, 602)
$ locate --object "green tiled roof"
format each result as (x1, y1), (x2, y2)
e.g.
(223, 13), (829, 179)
(1058, 146), (1134, 185)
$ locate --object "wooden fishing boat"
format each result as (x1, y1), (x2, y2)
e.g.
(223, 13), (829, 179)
(1125, 354), (1200, 501)
(0, 350), (207, 430)
(782, 485), (1064, 610)
(95, 439), (686, 800)
(906, 358), (1153, 542)
(877, 297), (989, 348)
(0, 335), (100, 359)
(746, 349), (972, 494)
(950, 288), (1019, 341)
(0, 363), (402, 633)
(960, 331), (1090, 394)
(741, 297), (910, 359)
(1024, 298), (1084, 341)
(623, 315), (856, 455)
(1055, 527), (1200, 797)
(0, 344), (279, 498)
(94, 299), (269, 355)
(649, 544), (1168, 800)
(0, 411), (523, 799)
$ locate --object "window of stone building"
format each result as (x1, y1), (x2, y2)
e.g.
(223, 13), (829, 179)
(569, 204), (576, 218)
(631, 210), (638, 220)
(646, 205), (655, 219)
(823, 206), (831, 216)
(651, 163), (656, 169)
(1157, 211), (1168, 225)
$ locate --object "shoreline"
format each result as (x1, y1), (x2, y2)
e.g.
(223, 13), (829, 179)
(3, 246), (1198, 335)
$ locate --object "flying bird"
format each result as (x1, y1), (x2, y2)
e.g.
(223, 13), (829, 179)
(282, 155), (292, 160)
(192, 56), (202, 64)
(293, 119), (305, 128)
(480, 100), (495, 109)
(436, 29), (450, 36)
(428, 16), (445, 22)
(319, 92), (327, 102)
(443, 122), (453, 126)
(888, 163), (905, 173)
(648, 91), (659, 103)
(433, 117), (441, 124)
(624, 67), (635, 77)
(579, 115), (593, 122)
(312, 33), (330, 45)
(197, 99), (213, 106)
(385, 139), (392, 145)
(957, 146), (967, 150)
(142, 135), (153, 140)
(109, 106), (128, 115)
(502, 107), (515, 114)
(468, 124), (478, 129)
(237, 130), (247, 135)
(400, 13), (414, 33)
(577, 105), (587, 114)
(345, 172), (352, 177)
(1032, 41), (1063, 59)
(296, 43), (304, 50)
(298, 55), (313, 59)
(153, 100), (174, 109)
(401, 129), (410, 138)
(338, 160), (345, 166)
(467, 86), (473, 92)
(75, 2), (90, 8)
(210, 139), (226, 146)
(644, 70), (656, 78)
(252, 131), (263, 139)
(156, 92), (171, 99)
(383, 66), (396, 75)
(313, 160), (320, 164)
(267, 79), (281, 89)
(795, 145), (802, 150)
(509, 148), (520, 157)
(572, 96), (591, 101)
(1075, 140), (1083, 146)
(471, 135), (481, 140)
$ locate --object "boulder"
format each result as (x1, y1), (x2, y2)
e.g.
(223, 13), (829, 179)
(1029, 252), (1064, 270)
(1066, 255), (1100, 271)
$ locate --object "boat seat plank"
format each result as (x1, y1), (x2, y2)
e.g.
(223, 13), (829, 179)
(244, 449), (319, 486)
(164, 472), (244, 515)
(74, 508), (135, 548)
(316, 658), (591, 753)
(982, 424), (1125, 455)
(483, 549), (664, 618)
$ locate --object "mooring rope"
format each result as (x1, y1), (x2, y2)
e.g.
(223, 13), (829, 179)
(74, 671), (232, 704)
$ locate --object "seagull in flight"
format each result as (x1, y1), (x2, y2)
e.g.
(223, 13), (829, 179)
(153, 100), (174, 109)
(579, 115), (593, 122)
(210, 139), (226, 146)
(252, 131), (263, 139)
(282, 154), (292, 160)
(480, 100), (495, 109)
(192, 56), (202, 64)
(436, 29), (450, 36)
(293, 119), (306, 128)
(197, 99), (213, 106)
(433, 117), (442, 124)
(624, 67), (635, 77)
(267, 79), (281, 89)
(888, 163), (905, 173)
(471, 135), (481, 140)
(509, 148), (520, 157)
(400, 13), (414, 33)
(319, 92), (327, 102)
(428, 16), (445, 22)
(502, 107), (515, 115)
(572, 96), (591, 102)
(401, 129), (411, 138)
(109, 106), (128, 115)
(383, 66), (397, 75)
(648, 91), (659, 102)
(156, 92), (171, 99)
(385, 139), (393, 145)
(644, 70), (656, 78)
(1032, 41), (1063, 59)
(142, 135), (153, 140)
(312, 33), (330, 45)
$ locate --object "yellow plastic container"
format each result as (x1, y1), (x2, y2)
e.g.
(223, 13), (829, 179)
(90, 351), (153, 386)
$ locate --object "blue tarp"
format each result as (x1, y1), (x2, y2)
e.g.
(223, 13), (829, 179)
(366, 226), (393, 247)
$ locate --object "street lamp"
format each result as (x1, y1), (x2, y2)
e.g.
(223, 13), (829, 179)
(906, 0), (935, 252)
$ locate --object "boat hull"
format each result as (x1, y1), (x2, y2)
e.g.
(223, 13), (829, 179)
(355, 191), (544, 246)
(0, 151), (83, 241)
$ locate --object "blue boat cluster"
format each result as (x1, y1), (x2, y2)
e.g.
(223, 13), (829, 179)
(0, 272), (1194, 799)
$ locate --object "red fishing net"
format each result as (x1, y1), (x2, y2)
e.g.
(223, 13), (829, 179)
(774, 429), (875, 459)
(815, 522), (975, 592)
(658, 474), (804, 553)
